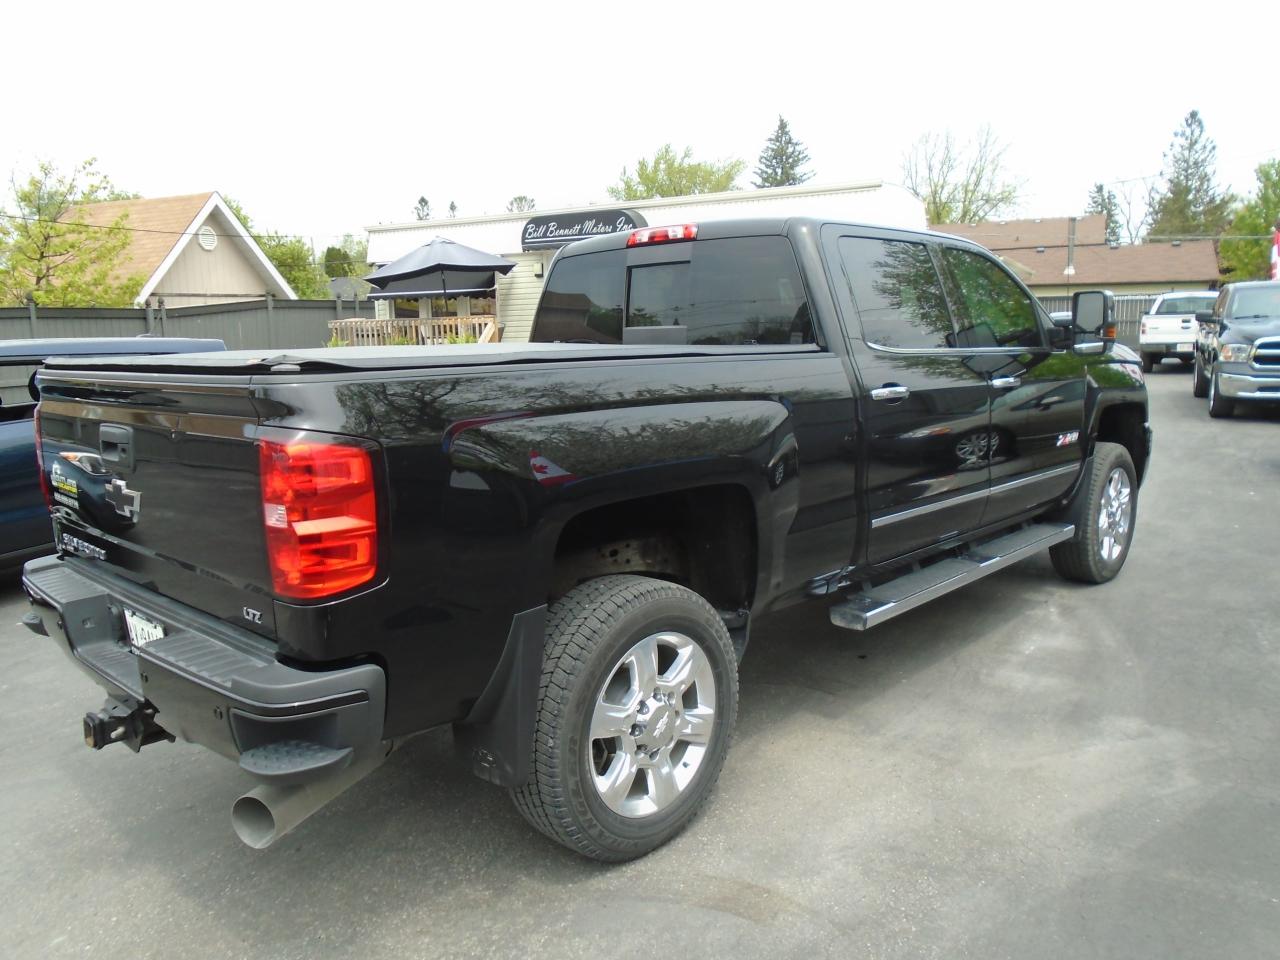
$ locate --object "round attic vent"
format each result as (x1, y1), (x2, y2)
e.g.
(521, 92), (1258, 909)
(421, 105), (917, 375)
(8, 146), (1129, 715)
(197, 225), (218, 251)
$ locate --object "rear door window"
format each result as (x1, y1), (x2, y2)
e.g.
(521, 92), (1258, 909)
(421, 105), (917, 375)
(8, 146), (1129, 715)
(837, 237), (954, 348)
(939, 246), (1044, 348)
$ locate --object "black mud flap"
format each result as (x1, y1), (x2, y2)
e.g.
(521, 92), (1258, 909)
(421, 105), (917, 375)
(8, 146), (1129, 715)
(452, 605), (546, 789)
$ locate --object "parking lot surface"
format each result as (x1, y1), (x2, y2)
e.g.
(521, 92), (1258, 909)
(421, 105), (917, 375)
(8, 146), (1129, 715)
(2, 368), (1277, 959)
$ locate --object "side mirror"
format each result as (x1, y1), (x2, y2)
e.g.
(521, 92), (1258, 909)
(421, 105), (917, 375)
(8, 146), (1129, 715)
(1047, 313), (1075, 350)
(1194, 310), (1216, 325)
(1072, 290), (1115, 338)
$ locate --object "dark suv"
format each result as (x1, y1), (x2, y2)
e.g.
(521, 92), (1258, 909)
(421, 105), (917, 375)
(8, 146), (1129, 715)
(1192, 281), (1280, 416)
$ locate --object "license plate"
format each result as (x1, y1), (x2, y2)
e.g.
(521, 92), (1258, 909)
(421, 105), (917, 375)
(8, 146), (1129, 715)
(1176, 343), (1194, 353)
(123, 608), (165, 648)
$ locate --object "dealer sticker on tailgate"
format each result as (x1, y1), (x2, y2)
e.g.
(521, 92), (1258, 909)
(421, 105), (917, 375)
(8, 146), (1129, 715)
(123, 608), (165, 648)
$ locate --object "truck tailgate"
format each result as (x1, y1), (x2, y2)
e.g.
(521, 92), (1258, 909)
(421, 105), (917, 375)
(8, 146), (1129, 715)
(36, 372), (277, 637)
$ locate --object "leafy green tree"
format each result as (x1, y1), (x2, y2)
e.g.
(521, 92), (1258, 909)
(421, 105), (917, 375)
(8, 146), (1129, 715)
(223, 196), (328, 298)
(414, 196), (431, 221)
(1146, 110), (1233, 241)
(753, 116), (813, 188)
(1085, 183), (1121, 244)
(1219, 160), (1280, 280)
(322, 234), (369, 278)
(506, 195), (536, 213)
(323, 245), (348, 278)
(607, 144), (745, 200)
(0, 158), (146, 306)
(903, 127), (1019, 224)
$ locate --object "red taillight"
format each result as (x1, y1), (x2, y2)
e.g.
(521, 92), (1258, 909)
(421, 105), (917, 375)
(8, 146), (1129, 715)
(33, 407), (52, 510)
(258, 438), (378, 600)
(626, 223), (698, 247)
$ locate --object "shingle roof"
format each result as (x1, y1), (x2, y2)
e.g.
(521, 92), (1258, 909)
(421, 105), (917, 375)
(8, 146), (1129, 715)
(74, 192), (213, 287)
(999, 239), (1220, 287)
(931, 214), (1108, 252)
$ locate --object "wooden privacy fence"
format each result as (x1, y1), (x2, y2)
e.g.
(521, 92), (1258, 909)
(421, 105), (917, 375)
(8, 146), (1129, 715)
(327, 316), (500, 346)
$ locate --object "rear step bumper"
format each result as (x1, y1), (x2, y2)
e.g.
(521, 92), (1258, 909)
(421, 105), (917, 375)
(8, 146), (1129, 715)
(21, 555), (385, 785)
(830, 522), (1075, 631)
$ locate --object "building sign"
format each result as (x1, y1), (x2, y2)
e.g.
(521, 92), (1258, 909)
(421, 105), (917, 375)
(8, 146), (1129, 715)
(521, 209), (647, 250)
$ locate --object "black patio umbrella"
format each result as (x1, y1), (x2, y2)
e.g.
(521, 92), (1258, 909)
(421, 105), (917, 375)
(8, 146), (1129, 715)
(364, 237), (517, 300)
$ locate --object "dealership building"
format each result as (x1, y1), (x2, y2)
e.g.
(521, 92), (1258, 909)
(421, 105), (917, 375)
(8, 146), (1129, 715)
(364, 180), (926, 342)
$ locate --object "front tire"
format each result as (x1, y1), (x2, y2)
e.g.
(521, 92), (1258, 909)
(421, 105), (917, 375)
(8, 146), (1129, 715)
(1192, 354), (1209, 398)
(1208, 364), (1235, 418)
(510, 575), (738, 861)
(1050, 442), (1137, 584)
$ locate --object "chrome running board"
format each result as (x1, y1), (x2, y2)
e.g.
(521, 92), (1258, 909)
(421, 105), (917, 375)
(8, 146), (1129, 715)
(829, 522), (1075, 631)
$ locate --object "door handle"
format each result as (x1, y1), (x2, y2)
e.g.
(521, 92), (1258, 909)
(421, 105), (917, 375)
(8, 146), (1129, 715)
(869, 384), (910, 402)
(991, 376), (1021, 389)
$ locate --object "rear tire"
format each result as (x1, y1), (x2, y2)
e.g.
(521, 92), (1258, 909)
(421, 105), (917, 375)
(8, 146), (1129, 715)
(1050, 442), (1137, 584)
(1208, 365), (1235, 418)
(510, 575), (738, 862)
(1140, 353), (1155, 373)
(1192, 354), (1209, 398)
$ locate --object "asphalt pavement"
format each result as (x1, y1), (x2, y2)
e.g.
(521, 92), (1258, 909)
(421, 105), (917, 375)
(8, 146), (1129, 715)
(2, 366), (1277, 959)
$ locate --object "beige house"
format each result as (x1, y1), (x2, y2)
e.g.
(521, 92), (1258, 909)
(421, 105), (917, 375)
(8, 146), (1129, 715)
(78, 192), (295, 307)
(932, 215), (1221, 297)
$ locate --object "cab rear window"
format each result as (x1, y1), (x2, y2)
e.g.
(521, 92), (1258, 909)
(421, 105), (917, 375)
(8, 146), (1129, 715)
(531, 237), (814, 346)
(1155, 295), (1216, 315)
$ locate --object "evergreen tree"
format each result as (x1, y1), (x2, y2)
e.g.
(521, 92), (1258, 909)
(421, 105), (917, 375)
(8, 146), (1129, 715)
(448, 201), (457, 218)
(414, 196), (431, 221)
(1146, 110), (1233, 241)
(1085, 183), (1121, 244)
(753, 116), (813, 188)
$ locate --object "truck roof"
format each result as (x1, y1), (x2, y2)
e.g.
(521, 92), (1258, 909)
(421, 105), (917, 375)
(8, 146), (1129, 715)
(555, 216), (973, 257)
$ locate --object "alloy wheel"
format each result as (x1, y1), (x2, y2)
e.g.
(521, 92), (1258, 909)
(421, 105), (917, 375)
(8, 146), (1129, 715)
(588, 631), (716, 818)
(1098, 467), (1132, 562)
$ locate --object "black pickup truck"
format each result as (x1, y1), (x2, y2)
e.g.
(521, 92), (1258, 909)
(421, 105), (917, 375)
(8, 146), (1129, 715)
(22, 218), (1151, 861)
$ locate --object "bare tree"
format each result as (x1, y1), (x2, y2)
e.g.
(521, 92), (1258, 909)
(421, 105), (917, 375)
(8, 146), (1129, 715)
(901, 127), (1020, 224)
(1115, 179), (1154, 244)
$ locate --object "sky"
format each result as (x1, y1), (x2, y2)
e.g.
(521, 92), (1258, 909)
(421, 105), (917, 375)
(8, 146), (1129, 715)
(3, 0), (1276, 251)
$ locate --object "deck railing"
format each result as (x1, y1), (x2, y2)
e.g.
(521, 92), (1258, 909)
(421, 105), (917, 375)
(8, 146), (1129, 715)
(327, 315), (500, 346)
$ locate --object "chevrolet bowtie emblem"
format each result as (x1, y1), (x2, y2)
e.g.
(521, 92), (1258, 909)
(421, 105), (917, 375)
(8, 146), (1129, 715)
(105, 478), (141, 519)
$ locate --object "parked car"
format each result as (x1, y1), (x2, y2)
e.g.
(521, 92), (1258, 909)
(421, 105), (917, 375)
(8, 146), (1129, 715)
(1138, 291), (1218, 372)
(0, 338), (225, 573)
(21, 219), (1150, 861)
(1191, 281), (1280, 416)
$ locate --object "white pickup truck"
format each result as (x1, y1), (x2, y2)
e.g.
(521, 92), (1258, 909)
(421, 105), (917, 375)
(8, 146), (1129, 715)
(1139, 291), (1218, 372)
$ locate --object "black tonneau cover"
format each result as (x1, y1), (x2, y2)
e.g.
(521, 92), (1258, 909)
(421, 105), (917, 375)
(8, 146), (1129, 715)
(40, 342), (820, 375)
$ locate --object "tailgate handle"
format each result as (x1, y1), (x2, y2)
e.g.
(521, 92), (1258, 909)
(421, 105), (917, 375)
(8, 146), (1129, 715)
(99, 424), (134, 471)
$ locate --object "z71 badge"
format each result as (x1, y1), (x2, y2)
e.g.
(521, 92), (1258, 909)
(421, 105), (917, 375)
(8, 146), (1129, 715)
(1055, 431), (1081, 448)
